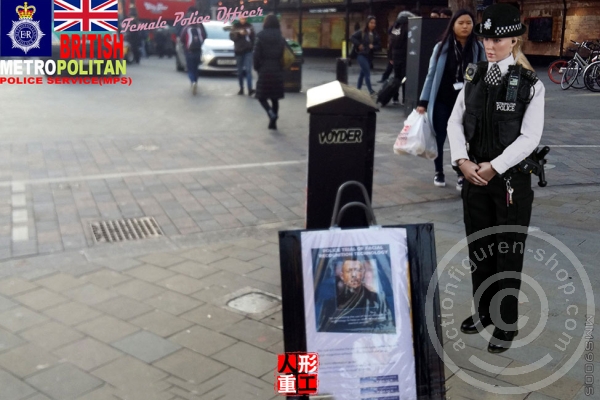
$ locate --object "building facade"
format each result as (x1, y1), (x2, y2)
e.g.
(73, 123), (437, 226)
(497, 0), (600, 57)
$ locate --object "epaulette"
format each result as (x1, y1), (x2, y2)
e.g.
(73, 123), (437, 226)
(521, 68), (538, 84)
(506, 64), (538, 86)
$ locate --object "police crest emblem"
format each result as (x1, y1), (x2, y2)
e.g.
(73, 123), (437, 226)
(7, 2), (45, 54)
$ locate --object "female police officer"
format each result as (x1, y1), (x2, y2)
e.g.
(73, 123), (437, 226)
(447, 3), (545, 354)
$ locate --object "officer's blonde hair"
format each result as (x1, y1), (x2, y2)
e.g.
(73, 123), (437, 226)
(512, 37), (534, 71)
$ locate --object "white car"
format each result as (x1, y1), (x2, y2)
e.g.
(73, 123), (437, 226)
(175, 21), (237, 73)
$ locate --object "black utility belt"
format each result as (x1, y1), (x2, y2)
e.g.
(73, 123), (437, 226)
(471, 146), (551, 188)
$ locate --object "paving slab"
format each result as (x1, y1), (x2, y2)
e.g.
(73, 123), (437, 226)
(168, 325), (236, 357)
(129, 310), (194, 338)
(0, 278), (38, 297)
(179, 304), (245, 332)
(76, 316), (140, 344)
(20, 321), (85, 351)
(52, 337), (123, 371)
(211, 342), (276, 378)
(0, 343), (59, 378)
(25, 363), (104, 400)
(43, 302), (101, 327)
(93, 297), (154, 321)
(0, 307), (49, 333)
(0, 369), (37, 400)
(91, 357), (169, 392)
(144, 292), (203, 316)
(111, 331), (181, 364)
(152, 349), (228, 385)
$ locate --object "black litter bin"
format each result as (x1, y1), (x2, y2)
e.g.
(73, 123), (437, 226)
(305, 81), (379, 229)
(284, 39), (303, 93)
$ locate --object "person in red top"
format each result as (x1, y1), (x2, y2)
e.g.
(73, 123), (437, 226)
(180, 21), (207, 95)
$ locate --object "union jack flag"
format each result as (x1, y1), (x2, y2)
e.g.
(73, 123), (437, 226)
(54, 0), (118, 32)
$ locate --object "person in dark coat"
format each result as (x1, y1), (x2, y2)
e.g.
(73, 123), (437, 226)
(253, 14), (285, 130)
(125, 17), (143, 64)
(377, 25), (394, 83)
(388, 11), (415, 104)
(350, 16), (381, 95)
(230, 17), (256, 96)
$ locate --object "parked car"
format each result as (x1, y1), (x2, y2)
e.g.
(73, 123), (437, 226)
(175, 21), (236, 73)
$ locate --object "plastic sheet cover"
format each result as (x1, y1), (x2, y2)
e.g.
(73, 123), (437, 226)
(301, 228), (416, 400)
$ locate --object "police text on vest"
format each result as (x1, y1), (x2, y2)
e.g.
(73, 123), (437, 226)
(496, 102), (516, 112)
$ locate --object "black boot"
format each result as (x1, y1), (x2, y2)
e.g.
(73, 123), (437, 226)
(488, 328), (518, 354)
(460, 314), (493, 334)
(267, 110), (277, 130)
(238, 88), (244, 95)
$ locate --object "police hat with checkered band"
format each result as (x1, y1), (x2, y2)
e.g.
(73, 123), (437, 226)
(475, 3), (526, 38)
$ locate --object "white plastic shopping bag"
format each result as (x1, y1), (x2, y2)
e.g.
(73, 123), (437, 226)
(393, 110), (438, 160)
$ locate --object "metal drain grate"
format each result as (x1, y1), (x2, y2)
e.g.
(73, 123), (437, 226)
(90, 217), (163, 243)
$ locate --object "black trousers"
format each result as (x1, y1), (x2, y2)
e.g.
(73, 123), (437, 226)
(381, 61), (393, 81)
(392, 62), (405, 102)
(462, 172), (533, 330)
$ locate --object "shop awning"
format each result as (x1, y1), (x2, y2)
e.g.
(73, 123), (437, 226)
(125, 0), (196, 21)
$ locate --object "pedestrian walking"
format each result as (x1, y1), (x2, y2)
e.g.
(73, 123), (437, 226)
(230, 17), (256, 96)
(388, 11), (415, 104)
(253, 14), (285, 130)
(416, 9), (485, 190)
(378, 25), (395, 83)
(350, 16), (381, 95)
(180, 21), (206, 95)
(447, 3), (545, 354)
(125, 17), (143, 64)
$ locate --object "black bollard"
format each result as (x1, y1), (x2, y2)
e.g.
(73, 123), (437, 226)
(336, 58), (349, 84)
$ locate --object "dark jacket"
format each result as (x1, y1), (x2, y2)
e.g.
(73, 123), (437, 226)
(388, 12), (413, 63)
(350, 29), (381, 59)
(253, 28), (285, 100)
(389, 24), (408, 66)
(229, 21), (255, 55)
(180, 24), (206, 54)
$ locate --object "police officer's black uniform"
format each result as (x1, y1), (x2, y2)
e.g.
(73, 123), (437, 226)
(447, 4), (546, 354)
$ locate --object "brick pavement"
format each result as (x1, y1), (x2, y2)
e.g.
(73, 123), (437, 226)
(0, 57), (598, 399)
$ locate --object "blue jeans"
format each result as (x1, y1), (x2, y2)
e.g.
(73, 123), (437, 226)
(236, 52), (253, 90)
(185, 52), (201, 83)
(357, 54), (373, 93)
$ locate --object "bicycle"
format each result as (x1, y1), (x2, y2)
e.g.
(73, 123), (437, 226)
(583, 57), (600, 92)
(547, 45), (578, 84)
(561, 40), (600, 90)
(547, 58), (568, 84)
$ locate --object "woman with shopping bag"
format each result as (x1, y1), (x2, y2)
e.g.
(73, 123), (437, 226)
(447, 4), (545, 354)
(416, 9), (485, 189)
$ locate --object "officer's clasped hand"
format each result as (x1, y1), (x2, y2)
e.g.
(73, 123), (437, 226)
(476, 162), (497, 182)
(459, 160), (488, 186)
